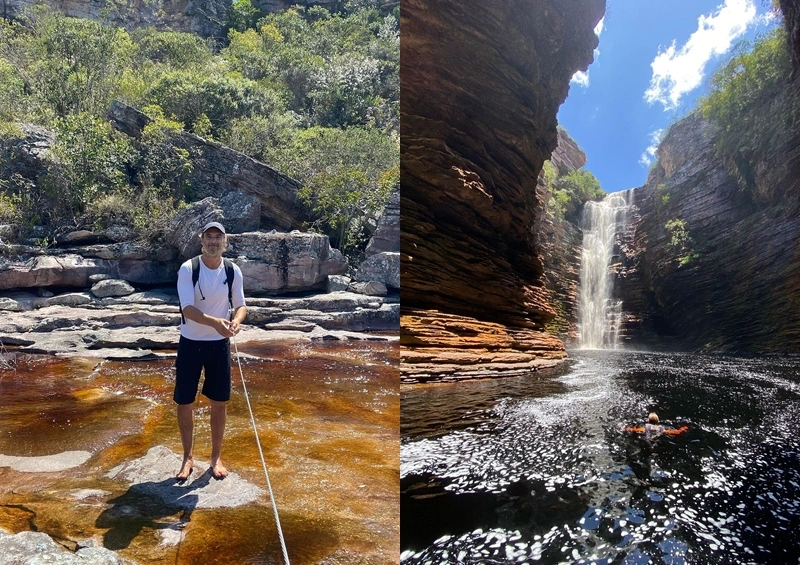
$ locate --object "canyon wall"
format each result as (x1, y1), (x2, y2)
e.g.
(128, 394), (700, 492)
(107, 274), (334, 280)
(400, 0), (605, 382)
(535, 129), (586, 345)
(616, 107), (800, 352)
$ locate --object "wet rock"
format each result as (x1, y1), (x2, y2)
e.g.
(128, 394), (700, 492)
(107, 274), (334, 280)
(105, 446), (264, 509)
(264, 318), (317, 332)
(0, 530), (131, 565)
(0, 450), (92, 472)
(91, 279), (136, 298)
(89, 274), (115, 283)
(354, 252), (399, 289)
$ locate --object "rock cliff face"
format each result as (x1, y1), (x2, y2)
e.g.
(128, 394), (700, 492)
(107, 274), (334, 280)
(535, 129), (586, 344)
(615, 107), (800, 352)
(400, 0), (605, 382)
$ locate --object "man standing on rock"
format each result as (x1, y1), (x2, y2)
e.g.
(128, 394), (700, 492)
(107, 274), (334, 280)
(175, 221), (247, 480)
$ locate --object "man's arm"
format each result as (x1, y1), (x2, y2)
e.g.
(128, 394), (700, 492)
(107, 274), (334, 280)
(181, 305), (235, 338)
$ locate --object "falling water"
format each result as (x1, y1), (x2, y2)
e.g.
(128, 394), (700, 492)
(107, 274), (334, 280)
(578, 190), (632, 349)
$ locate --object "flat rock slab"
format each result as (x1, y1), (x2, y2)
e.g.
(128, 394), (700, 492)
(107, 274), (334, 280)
(0, 450), (92, 472)
(106, 446), (264, 509)
(0, 530), (131, 564)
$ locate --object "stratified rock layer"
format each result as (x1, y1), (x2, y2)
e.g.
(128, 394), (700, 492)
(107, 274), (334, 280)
(616, 109), (800, 352)
(400, 0), (604, 382)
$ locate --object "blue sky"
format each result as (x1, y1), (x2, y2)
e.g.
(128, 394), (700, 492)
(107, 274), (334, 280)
(556, 0), (779, 193)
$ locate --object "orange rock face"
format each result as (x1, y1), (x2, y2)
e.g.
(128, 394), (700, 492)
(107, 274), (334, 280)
(400, 0), (605, 382)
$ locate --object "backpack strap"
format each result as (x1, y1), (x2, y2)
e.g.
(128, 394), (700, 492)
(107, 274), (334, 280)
(180, 256), (235, 324)
(223, 258), (235, 318)
(180, 256), (202, 325)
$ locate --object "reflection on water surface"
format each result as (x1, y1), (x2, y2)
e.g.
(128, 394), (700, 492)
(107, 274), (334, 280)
(0, 340), (398, 564)
(401, 350), (800, 564)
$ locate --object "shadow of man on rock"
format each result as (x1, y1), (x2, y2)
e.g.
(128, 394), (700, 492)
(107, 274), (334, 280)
(96, 468), (213, 550)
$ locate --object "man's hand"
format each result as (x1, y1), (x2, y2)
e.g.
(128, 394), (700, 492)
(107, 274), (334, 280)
(212, 317), (235, 338)
(229, 319), (242, 335)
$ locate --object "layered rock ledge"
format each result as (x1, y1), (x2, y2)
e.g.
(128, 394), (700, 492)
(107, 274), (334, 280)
(0, 289), (398, 358)
(400, 0), (605, 381)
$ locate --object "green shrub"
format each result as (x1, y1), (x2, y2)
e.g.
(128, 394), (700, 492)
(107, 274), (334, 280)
(45, 113), (133, 220)
(699, 27), (796, 191)
(144, 71), (282, 135)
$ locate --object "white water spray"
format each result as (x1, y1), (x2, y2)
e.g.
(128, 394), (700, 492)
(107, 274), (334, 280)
(577, 190), (633, 349)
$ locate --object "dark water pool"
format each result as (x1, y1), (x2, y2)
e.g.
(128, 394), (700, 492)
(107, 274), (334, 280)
(401, 350), (800, 564)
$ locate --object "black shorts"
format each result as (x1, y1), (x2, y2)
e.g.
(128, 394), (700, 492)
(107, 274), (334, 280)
(174, 336), (231, 404)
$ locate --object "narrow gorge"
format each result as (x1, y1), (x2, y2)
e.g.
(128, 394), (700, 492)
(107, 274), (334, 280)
(401, 0), (800, 383)
(400, 0), (605, 383)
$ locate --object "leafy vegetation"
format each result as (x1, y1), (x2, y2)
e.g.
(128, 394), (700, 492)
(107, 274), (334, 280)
(0, 3), (398, 252)
(541, 163), (605, 222)
(698, 26), (796, 191)
(665, 218), (698, 266)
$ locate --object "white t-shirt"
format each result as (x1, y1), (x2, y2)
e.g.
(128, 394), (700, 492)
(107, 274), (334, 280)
(178, 257), (246, 341)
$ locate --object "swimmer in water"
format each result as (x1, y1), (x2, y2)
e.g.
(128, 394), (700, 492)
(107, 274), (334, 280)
(624, 413), (688, 438)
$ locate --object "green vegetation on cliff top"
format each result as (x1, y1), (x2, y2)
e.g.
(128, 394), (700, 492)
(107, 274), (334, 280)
(0, 1), (399, 255)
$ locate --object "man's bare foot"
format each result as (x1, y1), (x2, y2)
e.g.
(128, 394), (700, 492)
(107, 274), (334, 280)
(210, 460), (229, 479)
(177, 456), (193, 480)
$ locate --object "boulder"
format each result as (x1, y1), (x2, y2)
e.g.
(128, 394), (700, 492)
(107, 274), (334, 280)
(108, 100), (311, 230)
(365, 183), (400, 256)
(91, 279), (136, 298)
(166, 197), (225, 259)
(45, 292), (94, 307)
(220, 190), (261, 233)
(0, 297), (23, 311)
(0, 530), (127, 565)
(354, 252), (399, 289)
(228, 232), (347, 293)
(105, 445), (263, 509)
(348, 281), (388, 296)
(327, 275), (351, 292)
(0, 255), (115, 290)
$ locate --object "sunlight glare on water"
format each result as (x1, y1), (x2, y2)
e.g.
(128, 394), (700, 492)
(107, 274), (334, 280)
(401, 350), (800, 564)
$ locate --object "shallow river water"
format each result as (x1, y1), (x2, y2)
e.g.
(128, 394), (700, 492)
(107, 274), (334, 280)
(0, 340), (398, 564)
(401, 350), (800, 564)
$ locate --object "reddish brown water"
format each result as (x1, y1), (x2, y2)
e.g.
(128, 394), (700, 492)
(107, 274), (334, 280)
(0, 340), (399, 564)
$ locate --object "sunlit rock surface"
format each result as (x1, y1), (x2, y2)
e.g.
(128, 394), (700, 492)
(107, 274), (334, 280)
(106, 446), (263, 509)
(400, 0), (605, 382)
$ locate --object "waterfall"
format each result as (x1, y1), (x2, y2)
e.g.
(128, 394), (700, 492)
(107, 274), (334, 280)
(577, 190), (633, 349)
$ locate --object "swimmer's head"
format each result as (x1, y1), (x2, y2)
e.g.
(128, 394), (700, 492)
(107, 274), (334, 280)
(648, 412), (659, 424)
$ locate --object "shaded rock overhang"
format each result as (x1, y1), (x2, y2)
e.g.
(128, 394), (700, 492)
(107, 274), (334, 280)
(400, 0), (605, 381)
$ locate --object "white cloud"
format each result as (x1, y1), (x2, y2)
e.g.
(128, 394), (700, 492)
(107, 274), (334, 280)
(595, 17), (605, 37)
(639, 128), (665, 167)
(644, 0), (757, 110)
(571, 70), (590, 87)
(570, 17), (605, 89)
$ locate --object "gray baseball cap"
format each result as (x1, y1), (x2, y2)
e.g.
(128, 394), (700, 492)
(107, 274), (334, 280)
(201, 221), (226, 234)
